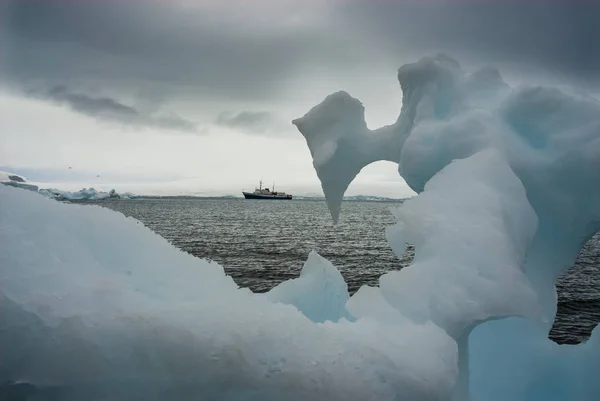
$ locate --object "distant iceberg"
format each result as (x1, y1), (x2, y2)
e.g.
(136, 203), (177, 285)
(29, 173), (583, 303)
(1, 170), (136, 201)
(0, 170), (39, 192)
(39, 187), (136, 201)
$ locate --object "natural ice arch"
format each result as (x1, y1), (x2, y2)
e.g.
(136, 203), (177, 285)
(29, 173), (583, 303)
(292, 54), (510, 224)
(294, 53), (600, 399)
(293, 53), (600, 322)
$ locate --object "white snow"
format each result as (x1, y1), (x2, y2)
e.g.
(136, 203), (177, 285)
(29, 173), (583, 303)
(1, 53), (599, 400)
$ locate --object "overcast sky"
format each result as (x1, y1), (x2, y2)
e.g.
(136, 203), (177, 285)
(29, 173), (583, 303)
(1, 0), (599, 197)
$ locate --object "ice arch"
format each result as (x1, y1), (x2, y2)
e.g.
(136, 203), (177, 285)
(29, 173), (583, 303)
(294, 54), (600, 399)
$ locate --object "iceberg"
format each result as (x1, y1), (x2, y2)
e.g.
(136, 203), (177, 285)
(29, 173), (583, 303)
(1, 54), (599, 400)
(266, 251), (353, 323)
(0, 170), (135, 201)
(39, 187), (135, 201)
(0, 170), (39, 192)
(0, 185), (457, 401)
(294, 54), (600, 399)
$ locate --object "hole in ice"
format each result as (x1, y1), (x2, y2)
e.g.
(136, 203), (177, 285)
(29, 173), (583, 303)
(344, 161), (415, 201)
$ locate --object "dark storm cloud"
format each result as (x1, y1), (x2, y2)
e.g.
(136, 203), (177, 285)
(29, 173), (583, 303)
(0, 0), (345, 101)
(1, 0), (598, 129)
(341, 1), (600, 84)
(40, 85), (197, 132)
(216, 111), (293, 137)
(47, 86), (138, 119)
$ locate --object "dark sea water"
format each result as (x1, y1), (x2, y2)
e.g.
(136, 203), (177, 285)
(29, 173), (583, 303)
(85, 198), (599, 345)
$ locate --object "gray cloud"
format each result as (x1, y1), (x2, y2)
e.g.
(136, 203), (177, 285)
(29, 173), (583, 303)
(341, 1), (600, 85)
(215, 111), (292, 137)
(1, 0), (598, 131)
(0, 0), (347, 101)
(41, 85), (197, 132)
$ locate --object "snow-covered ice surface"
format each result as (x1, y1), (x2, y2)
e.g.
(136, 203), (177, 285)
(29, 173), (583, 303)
(0, 185), (456, 401)
(1, 54), (599, 400)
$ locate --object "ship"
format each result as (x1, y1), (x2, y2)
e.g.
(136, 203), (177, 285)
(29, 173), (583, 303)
(243, 180), (292, 200)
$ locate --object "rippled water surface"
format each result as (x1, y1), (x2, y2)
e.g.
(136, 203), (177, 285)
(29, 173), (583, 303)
(88, 198), (599, 344)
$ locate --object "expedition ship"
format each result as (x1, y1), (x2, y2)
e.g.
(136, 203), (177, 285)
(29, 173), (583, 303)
(242, 181), (292, 200)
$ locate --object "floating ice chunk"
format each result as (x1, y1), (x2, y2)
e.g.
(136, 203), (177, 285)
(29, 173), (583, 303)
(0, 184), (458, 401)
(267, 251), (352, 323)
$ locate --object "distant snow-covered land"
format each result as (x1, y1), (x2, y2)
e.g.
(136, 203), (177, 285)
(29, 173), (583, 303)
(0, 171), (39, 192)
(1, 170), (135, 201)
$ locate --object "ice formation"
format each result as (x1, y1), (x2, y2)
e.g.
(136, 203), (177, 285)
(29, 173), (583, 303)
(266, 251), (353, 323)
(39, 187), (135, 201)
(0, 170), (38, 192)
(294, 54), (600, 399)
(0, 170), (134, 201)
(0, 185), (457, 401)
(1, 54), (599, 400)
